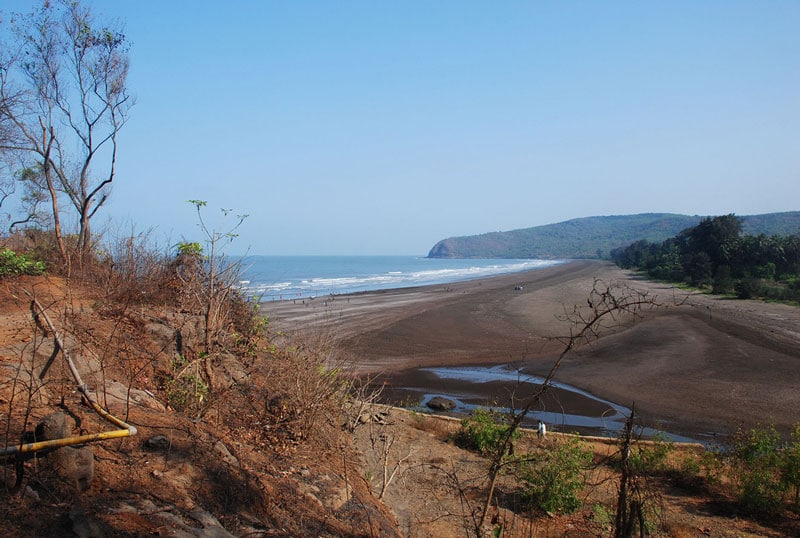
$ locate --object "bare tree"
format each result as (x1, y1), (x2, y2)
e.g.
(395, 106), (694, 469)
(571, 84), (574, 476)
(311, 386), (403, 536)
(614, 405), (648, 538)
(183, 200), (248, 355)
(0, 166), (16, 227)
(473, 279), (661, 534)
(0, 46), (24, 229)
(0, 0), (133, 264)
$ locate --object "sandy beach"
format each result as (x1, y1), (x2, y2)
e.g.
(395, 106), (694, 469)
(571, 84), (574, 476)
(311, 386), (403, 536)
(264, 260), (800, 441)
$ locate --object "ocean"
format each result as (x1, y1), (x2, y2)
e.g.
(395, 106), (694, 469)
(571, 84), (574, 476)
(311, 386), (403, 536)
(239, 255), (561, 301)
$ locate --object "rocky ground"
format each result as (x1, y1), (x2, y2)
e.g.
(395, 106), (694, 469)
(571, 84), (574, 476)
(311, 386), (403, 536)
(0, 275), (395, 536)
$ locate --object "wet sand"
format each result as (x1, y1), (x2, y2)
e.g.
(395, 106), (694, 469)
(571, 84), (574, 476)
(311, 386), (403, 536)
(264, 260), (800, 440)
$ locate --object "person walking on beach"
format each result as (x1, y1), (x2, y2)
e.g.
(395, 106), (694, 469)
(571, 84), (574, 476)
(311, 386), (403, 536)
(537, 420), (546, 440)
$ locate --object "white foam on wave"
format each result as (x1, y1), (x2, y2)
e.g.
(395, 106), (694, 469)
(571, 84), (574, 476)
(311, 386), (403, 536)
(409, 260), (551, 281)
(242, 258), (562, 299)
(247, 281), (292, 293)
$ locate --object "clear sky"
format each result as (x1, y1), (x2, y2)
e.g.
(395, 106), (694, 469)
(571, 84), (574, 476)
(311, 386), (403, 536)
(3, 1), (799, 255)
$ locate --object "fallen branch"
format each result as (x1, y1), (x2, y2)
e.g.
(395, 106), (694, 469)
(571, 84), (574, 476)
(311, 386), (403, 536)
(0, 294), (137, 460)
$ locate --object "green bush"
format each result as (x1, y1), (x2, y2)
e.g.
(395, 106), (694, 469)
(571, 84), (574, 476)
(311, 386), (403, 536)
(164, 354), (209, 416)
(0, 248), (46, 276)
(782, 424), (800, 507)
(739, 467), (786, 517)
(516, 436), (592, 514)
(735, 277), (762, 299)
(177, 241), (203, 257)
(628, 436), (674, 475)
(732, 425), (787, 517)
(673, 453), (704, 490)
(453, 407), (518, 456)
(712, 265), (735, 295)
(734, 425), (782, 466)
(591, 503), (613, 530)
(700, 448), (725, 485)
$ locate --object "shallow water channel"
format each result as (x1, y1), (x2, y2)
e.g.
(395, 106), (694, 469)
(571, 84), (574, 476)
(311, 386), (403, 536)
(385, 364), (699, 444)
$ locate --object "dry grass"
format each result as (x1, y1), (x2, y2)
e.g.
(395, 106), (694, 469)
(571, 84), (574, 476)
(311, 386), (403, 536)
(0, 239), (399, 536)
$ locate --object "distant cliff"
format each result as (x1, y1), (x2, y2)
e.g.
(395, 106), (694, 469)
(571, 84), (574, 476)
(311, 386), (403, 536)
(427, 212), (800, 259)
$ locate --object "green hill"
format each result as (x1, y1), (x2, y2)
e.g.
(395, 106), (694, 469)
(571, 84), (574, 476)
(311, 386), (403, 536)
(427, 212), (800, 259)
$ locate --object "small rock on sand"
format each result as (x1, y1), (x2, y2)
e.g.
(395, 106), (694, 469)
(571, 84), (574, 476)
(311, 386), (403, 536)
(426, 397), (456, 411)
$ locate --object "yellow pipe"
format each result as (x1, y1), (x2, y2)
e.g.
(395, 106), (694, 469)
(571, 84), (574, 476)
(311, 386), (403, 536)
(2, 295), (138, 460)
(83, 394), (138, 435)
(2, 428), (133, 458)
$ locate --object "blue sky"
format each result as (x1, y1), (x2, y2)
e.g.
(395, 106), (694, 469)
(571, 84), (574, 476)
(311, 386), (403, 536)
(3, 1), (799, 255)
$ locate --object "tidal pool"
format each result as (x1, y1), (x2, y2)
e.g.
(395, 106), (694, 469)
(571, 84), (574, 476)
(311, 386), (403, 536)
(383, 364), (700, 444)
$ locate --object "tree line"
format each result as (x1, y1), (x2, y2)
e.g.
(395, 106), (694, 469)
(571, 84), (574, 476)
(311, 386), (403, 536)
(611, 214), (800, 301)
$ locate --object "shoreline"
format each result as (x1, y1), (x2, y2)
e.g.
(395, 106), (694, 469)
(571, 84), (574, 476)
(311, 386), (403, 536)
(246, 256), (561, 301)
(263, 260), (800, 441)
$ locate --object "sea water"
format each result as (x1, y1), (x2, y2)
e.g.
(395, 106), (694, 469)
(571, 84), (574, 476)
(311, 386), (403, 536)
(239, 255), (561, 301)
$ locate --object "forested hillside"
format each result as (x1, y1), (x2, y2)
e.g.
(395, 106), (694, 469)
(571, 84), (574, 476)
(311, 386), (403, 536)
(611, 214), (800, 302)
(427, 212), (800, 259)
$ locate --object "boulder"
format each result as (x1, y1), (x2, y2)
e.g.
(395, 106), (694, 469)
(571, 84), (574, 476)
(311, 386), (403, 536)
(145, 435), (171, 450)
(426, 397), (457, 411)
(36, 412), (95, 491)
(36, 411), (69, 441)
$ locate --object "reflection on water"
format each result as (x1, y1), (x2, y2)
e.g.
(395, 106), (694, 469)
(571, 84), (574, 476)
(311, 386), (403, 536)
(407, 365), (700, 444)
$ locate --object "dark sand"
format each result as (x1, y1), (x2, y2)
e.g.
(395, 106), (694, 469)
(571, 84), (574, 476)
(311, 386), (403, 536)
(264, 260), (800, 440)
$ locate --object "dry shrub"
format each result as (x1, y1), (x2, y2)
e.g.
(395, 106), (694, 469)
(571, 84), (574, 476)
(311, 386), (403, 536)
(264, 339), (349, 443)
(160, 249), (205, 312)
(90, 231), (176, 307)
(227, 291), (268, 356)
(216, 332), (351, 451)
